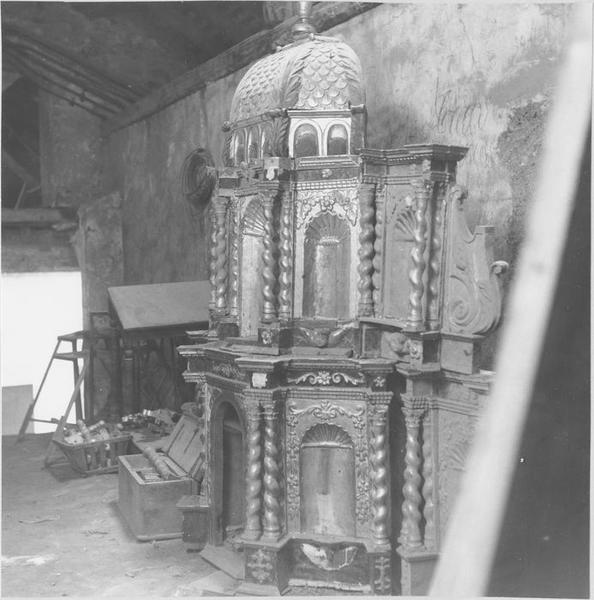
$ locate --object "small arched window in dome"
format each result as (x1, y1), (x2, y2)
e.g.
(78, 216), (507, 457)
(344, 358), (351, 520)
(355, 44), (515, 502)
(327, 124), (349, 156)
(261, 124), (273, 158)
(233, 130), (246, 165)
(247, 127), (259, 161)
(294, 124), (319, 158)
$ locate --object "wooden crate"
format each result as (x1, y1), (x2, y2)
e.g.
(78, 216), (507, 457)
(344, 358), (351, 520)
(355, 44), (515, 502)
(117, 414), (203, 541)
(53, 433), (132, 476)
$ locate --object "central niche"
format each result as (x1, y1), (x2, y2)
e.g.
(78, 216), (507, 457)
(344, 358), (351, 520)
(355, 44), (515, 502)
(299, 423), (356, 537)
(302, 214), (350, 319)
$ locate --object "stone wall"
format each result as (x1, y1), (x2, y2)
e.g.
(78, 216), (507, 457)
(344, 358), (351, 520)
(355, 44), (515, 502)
(103, 3), (572, 301)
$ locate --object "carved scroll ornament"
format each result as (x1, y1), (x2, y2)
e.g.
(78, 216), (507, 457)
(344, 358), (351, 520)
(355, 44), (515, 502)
(443, 185), (508, 336)
(296, 188), (358, 230)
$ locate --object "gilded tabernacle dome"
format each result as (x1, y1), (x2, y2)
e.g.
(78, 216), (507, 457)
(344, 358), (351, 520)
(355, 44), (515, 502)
(224, 3), (365, 166)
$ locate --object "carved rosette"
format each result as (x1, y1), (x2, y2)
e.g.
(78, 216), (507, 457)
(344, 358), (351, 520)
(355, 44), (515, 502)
(242, 397), (263, 541)
(421, 409), (436, 549)
(209, 203), (218, 309)
(214, 197), (230, 315)
(427, 182), (445, 330)
(372, 185), (385, 316)
(443, 185), (509, 335)
(406, 180), (431, 330)
(358, 183), (375, 317)
(400, 401), (425, 549)
(260, 195), (278, 323)
(369, 394), (391, 548)
(278, 189), (293, 321)
(262, 399), (281, 540)
(229, 197), (240, 317)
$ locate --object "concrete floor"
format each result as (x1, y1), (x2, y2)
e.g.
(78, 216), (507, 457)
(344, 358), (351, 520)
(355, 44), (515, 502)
(1, 433), (217, 597)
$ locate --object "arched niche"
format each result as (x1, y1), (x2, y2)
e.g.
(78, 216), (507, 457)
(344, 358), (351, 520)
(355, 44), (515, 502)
(299, 423), (356, 537)
(302, 214), (350, 319)
(294, 122), (319, 157)
(210, 393), (246, 545)
(240, 198), (266, 336)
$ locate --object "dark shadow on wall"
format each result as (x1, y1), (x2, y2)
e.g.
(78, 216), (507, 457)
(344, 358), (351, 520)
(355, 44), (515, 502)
(487, 127), (590, 598)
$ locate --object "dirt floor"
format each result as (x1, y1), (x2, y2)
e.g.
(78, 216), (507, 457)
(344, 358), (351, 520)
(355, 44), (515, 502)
(1, 433), (218, 597)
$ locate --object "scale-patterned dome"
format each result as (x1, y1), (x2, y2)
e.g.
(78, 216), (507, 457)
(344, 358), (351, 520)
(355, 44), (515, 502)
(230, 37), (364, 124)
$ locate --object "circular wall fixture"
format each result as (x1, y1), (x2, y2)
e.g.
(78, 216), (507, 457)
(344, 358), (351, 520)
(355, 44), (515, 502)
(181, 147), (216, 209)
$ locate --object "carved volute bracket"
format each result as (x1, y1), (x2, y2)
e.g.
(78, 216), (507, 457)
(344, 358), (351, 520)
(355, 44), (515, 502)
(443, 185), (509, 335)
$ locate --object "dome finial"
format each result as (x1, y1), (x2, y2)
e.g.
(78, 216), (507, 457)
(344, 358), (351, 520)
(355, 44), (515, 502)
(292, 1), (315, 40)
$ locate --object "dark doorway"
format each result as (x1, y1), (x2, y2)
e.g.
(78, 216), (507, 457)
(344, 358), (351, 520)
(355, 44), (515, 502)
(221, 403), (245, 541)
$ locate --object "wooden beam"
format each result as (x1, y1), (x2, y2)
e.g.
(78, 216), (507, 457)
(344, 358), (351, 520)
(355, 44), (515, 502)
(2, 208), (77, 227)
(102, 2), (379, 135)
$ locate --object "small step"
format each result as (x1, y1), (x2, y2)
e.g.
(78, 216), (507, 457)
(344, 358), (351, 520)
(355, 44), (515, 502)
(54, 351), (88, 361)
(201, 544), (245, 580)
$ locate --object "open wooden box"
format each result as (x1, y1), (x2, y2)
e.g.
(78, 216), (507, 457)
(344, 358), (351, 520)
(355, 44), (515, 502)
(117, 413), (204, 541)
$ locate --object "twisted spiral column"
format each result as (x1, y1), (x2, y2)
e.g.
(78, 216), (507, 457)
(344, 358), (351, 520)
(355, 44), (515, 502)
(400, 405), (424, 549)
(214, 197), (229, 315)
(406, 180), (431, 330)
(242, 397), (263, 541)
(229, 197), (240, 317)
(370, 397), (391, 547)
(260, 195), (278, 323)
(421, 410), (436, 549)
(209, 203), (218, 310)
(262, 399), (281, 540)
(372, 186), (385, 316)
(278, 190), (293, 322)
(358, 184), (375, 317)
(427, 185), (444, 330)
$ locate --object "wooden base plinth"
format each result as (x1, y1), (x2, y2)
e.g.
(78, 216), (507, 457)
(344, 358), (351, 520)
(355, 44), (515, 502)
(398, 547), (439, 596)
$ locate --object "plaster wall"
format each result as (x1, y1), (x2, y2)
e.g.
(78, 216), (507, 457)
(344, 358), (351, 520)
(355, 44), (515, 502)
(39, 92), (103, 208)
(104, 3), (572, 292)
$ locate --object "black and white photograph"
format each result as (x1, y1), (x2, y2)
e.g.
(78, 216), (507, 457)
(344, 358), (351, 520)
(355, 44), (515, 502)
(1, 1), (590, 597)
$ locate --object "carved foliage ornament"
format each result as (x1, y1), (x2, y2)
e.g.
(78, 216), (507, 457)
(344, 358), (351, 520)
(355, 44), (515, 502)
(288, 371), (365, 386)
(296, 188), (358, 229)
